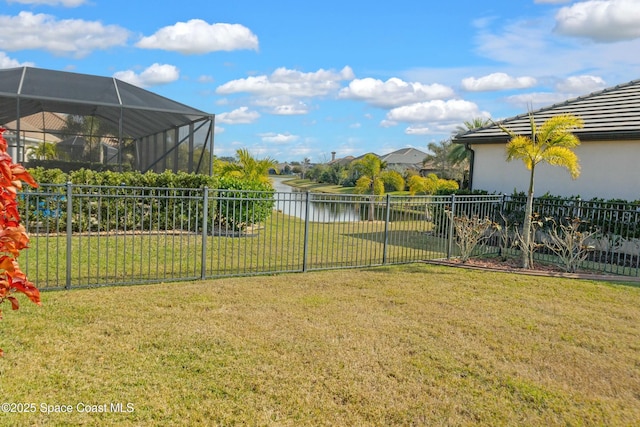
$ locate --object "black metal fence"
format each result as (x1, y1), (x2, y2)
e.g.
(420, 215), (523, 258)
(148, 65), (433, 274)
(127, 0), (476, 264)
(503, 195), (640, 275)
(16, 185), (640, 290)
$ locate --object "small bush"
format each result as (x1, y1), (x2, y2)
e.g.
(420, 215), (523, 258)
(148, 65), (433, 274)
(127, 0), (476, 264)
(452, 215), (497, 262)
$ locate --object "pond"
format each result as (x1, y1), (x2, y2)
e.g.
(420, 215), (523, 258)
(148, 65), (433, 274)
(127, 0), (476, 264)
(271, 177), (361, 222)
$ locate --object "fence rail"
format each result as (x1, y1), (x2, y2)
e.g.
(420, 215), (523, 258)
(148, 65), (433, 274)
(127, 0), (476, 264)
(17, 184), (640, 290)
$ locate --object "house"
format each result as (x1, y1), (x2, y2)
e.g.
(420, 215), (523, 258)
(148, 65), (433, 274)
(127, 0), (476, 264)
(2, 111), (66, 159)
(378, 147), (427, 172)
(330, 148), (428, 172)
(453, 79), (640, 201)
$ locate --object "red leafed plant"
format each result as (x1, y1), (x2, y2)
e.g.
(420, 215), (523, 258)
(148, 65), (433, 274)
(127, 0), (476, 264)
(0, 127), (40, 357)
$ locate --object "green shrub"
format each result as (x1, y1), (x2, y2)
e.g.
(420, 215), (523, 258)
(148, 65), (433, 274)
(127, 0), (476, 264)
(215, 176), (275, 231)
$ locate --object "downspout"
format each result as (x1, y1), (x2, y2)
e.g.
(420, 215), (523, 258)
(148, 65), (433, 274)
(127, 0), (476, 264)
(464, 142), (475, 191)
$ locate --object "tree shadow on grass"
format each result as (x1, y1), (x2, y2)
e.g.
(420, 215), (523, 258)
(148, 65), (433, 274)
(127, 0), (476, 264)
(342, 229), (448, 252)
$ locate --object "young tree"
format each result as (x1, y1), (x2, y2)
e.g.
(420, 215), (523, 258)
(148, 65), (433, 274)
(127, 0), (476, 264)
(498, 113), (584, 268)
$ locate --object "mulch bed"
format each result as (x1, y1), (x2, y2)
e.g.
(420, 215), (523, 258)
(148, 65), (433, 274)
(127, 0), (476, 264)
(425, 256), (640, 283)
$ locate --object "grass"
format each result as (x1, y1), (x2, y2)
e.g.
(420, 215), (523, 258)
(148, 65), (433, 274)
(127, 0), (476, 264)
(281, 178), (357, 194)
(282, 178), (409, 196)
(1, 264), (639, 426)
(22, 211), (447, 289)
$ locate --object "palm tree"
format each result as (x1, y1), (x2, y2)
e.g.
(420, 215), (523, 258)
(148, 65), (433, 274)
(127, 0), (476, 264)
(217, 148), (278, 184)
(60, 115), (113, 162)
(28, 141), (57, 160)
(450, 117), (492, 166)
(423, 140), (466, 182)
(351, 153), (386, 221)
(498, 113), (584, 268)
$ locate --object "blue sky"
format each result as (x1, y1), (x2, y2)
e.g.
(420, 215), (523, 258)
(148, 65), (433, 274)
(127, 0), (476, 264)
(2, 0), (640, 163)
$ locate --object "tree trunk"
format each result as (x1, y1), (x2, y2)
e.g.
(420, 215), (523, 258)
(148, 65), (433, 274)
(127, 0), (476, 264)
(521, 166), (535, 268)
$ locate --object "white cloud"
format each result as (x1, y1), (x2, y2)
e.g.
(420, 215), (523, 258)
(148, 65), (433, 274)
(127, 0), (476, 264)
(405, 126), (431, 135)
(216, 106), (260, 124)
(474, 18), (550, 67)
(0, 51), (34, 68)
(260, 132), (299, 144)
(136, 19), (258, 54)
(251, 96), (310, 115)
(555, 0), (640, 42)
(271, 103), (309, 115)
(338, 77), (454, 108)
(7, 0), (86, 6)
(461, 72), (537, 91)
(0, 12), (129, 57)
(555, 75), (606, 93)
(217, 66), (354, 98)
(470, 11), (640, 83)
(504, 92), (570, 109)
(113, 63), (179, 87)
(385, 99), (487, 124)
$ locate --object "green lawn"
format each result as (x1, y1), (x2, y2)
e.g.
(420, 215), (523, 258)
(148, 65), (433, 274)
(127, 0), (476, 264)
(22, 210), (447, 289)
(1, 264), (639, 426)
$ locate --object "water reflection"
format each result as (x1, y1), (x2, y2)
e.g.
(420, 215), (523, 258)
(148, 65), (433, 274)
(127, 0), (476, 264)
(272, 177), (361, 222)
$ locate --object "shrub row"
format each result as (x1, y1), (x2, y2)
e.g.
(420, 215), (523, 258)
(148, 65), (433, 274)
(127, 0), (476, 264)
(23, 169), (275, 233)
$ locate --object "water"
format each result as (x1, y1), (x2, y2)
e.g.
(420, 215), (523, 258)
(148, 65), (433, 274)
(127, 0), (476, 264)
(271, 177), (361, 222)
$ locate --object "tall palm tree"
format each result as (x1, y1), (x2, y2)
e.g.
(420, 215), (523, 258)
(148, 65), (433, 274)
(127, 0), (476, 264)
(352, 153), (386, 221)
(217, 148), (278, 184)
(498, 113), (584, 268)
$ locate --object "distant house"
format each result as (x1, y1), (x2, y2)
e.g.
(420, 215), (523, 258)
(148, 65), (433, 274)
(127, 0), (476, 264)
(453, 79), (640, 201)
(2, 111), (66, 160)
(378, 148), (428, 171)
(330, 148), (428, 172)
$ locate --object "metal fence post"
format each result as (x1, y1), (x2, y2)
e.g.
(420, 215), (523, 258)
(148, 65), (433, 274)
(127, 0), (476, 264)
(302, 191), (310, 272)
(382, 194), (391, 264)
(65, 181), (72, 290)
(447, 194), (457, 259)
(201, 187), (209, 280)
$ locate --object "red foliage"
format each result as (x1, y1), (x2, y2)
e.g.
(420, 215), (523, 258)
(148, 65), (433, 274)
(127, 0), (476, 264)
(0, 128), (40, 356)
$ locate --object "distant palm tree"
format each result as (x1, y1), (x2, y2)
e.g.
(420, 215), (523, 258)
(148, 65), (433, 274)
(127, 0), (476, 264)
(28, 141), (57, 160)
(59, 115), (119, 163)
(498, 113), (583, 268)
(449, 117), (492, 165)
(217, 148), (278, 184)
(424, 140), (452, 177)
(352, 153), (386, 221)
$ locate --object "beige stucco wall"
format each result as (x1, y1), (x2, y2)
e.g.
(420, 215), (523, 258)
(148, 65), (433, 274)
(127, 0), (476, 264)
(471, 140), (640, 201)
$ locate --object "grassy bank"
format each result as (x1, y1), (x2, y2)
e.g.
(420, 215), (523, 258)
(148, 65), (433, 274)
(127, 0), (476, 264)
(1, 264), (639, 425)
(280, 177), (356, 194)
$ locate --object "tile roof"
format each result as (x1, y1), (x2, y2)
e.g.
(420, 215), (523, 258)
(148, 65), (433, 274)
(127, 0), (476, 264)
(379, 147), (428, 165)
(454, 78), (640, 144)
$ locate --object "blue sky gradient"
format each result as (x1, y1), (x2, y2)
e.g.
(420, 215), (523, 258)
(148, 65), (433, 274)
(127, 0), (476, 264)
(1, 0), (639, 162)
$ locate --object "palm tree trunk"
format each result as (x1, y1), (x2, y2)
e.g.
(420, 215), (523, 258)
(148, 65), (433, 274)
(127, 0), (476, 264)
(521, 166), (535, 268)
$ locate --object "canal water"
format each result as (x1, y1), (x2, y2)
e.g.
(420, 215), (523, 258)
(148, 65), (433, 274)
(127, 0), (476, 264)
(271, 177), (361, 222)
